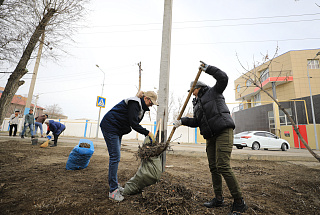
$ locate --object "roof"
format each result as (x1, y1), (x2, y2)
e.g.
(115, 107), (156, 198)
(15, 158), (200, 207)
(0, 89), (45, 110)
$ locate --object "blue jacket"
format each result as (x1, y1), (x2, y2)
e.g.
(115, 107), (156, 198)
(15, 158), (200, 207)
(46, 120), (66, 136)
(100, 96), (150, 136)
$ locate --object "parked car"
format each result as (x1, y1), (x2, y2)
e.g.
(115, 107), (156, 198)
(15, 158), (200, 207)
(233, 131), (290, 151)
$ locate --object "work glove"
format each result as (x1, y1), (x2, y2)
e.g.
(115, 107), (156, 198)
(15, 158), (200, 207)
(25, 123), (29, 127)
(148, 132), (155, 143)
(199, 60), (208, 71)
(173, 119), (182, 128)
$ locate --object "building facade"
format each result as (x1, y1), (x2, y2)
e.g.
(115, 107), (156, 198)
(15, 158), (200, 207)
(0, 87), (45, 118)
(232, 49), (320, 149)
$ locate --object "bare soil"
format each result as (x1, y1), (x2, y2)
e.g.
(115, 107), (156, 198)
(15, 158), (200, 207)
(1, 139), (320, 215)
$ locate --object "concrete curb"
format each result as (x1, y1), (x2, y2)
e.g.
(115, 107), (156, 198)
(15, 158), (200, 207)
(1, 133), (319, 162)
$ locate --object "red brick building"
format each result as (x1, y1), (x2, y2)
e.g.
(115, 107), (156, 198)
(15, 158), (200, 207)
(0, 87), (45, 118)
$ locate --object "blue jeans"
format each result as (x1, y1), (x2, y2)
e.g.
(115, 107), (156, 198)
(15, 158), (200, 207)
(21, 123), (34, 136)
(34, 122), (43, 135)
(101, 129), (122, 193)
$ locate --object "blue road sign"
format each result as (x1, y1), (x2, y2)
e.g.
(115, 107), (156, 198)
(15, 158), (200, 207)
(96, 96), (106, 108)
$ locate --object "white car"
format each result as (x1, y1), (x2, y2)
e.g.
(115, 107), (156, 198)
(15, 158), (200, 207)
(233, 131), (290, 151)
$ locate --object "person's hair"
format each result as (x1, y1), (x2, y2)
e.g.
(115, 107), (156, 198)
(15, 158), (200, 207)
(136, 91), (144, 98)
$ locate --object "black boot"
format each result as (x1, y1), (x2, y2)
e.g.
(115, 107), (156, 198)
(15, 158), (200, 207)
(50, 144), (57, 147)
(228, 198), (248, 215)
(204, 197), (224, 208)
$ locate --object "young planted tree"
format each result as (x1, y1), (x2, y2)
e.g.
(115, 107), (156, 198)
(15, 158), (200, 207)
(236, 47), (320, 162)
(0, 0), (89, 126)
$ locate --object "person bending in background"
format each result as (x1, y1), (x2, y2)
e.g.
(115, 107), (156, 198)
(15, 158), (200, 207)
(35, 114), (48, 137)
(45, 119), (66, 147)
(173, 61), (247, 215)
(100, 91), (158, 202)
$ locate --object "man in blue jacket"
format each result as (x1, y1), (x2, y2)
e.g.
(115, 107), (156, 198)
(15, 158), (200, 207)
(45, 119), (66, 147)
(100, 91), (158, 202)
(174, 62), (247, 215)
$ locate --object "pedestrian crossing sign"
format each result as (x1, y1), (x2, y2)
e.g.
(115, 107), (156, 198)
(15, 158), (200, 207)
(96, 96), (106, 108)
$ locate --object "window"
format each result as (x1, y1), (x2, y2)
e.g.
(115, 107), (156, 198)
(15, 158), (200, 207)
(308, 59), (319, 69)
(265, 132), (277, 139)
(260, 68), (269, 82)
(253, 93), (261, 106)
(237, 84), (240, 93)
(254, 132), (266, 137)
(279, 108), (292, 126)
(268, 108), (292, 131)
(239, 103), (244, 110)
(245, 79), (251, 87)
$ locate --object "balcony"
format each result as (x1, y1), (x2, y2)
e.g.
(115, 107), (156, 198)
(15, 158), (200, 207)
(254, 70), (293, 92)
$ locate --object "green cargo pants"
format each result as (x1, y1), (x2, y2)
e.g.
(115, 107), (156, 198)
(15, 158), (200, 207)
(206, 128), (242, 199)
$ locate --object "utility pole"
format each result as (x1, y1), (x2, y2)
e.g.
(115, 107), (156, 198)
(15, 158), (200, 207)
(136, 62), (142, 140)
(25, 33), (45, 114)
(157, 0), (173, 172)
(95, 65), (106, 140)
(138, 62), (142, 92)
(33, 94), (40, 117)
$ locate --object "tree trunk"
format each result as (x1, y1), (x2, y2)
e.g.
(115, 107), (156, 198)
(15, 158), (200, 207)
(0, 8), (56, 126)
(260, 86), (320, 162)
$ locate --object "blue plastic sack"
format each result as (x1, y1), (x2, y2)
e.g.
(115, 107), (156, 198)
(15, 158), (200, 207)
(66, 139), (94, 170)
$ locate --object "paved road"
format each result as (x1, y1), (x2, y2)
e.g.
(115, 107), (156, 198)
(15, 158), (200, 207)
(1, 132), (319, 163)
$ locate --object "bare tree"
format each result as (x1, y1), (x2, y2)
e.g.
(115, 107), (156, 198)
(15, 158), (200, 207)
(171, 93), (193, 122)
(236, 47), (320, 162)
(44, 104), (64, 119)
(0, 0), (89, 126)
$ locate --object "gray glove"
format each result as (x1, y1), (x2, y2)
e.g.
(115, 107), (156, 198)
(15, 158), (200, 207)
(199, 61), (208, 71)
(173, 119), (182, 128)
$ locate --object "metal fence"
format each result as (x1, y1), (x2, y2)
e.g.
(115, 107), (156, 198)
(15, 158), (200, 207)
(1, 118), (197, 143)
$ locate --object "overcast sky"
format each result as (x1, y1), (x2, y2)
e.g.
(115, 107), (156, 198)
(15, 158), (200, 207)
(1, 0), (320, 121)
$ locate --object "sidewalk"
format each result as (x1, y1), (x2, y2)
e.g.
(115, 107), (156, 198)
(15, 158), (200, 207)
(0, 132), (319, 162)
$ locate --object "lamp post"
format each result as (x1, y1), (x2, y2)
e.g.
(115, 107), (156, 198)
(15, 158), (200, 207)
(95, 64), (105, 139)
(307, 51), (320, 150)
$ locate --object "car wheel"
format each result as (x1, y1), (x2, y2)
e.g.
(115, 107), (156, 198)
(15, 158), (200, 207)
(281, 143), (288, 151)
(236, 146), (243, 149)
(252, 142), (260, 150)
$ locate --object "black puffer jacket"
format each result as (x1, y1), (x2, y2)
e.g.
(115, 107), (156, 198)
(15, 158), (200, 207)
(181, 65), (235, 139)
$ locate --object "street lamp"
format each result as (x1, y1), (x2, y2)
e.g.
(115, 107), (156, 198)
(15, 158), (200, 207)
(307, 51), (320, 150)
(95, 64), (106, 140)
(96, 64), (105, 96)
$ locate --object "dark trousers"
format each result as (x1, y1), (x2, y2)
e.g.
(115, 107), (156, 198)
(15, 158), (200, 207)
(9, 124), (18, 136)
(53, 127), (66, 145)
(206, 128), (242, 199)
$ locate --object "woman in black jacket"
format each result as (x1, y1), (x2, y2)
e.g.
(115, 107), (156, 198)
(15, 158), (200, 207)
(174, 62), (247, 214)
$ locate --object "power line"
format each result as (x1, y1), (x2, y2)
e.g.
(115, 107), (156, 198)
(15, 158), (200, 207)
(84, 12), (320, 28)
(77, 18), (320, 34)
(70, 37), (320, 49)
